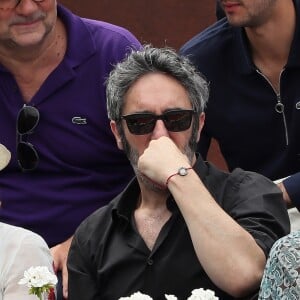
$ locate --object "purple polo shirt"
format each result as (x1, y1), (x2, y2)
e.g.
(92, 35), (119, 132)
(0, 5), (141, 247)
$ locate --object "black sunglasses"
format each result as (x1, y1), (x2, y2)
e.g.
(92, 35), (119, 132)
(121, 109), (196, 135)
(16, 105), (40, 171)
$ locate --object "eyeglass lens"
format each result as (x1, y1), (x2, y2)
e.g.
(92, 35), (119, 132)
(17, 105), (40, 171)
(17, 105), (40, 134)
(17, 142), (39, 171)
(122, 109), (195, 135)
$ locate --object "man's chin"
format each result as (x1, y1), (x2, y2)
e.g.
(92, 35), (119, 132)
(9, 31), (46, 49)
(139, 174), (168, 192)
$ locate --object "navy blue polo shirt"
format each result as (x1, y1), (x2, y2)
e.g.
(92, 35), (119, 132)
(180, 0), (300, 207)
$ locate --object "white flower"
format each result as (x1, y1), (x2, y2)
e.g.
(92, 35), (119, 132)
(19, 266), (57, 288)
(187, 288), (218, 300)
(119, 289), (218, 300)
(165, 294), (178, 300)
(119, 291), (153, 299)
(18, 266), (57, 300)
(0, 144), (11, 171)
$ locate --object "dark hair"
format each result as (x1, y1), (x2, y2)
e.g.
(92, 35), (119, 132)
(106, 45), (209, 121)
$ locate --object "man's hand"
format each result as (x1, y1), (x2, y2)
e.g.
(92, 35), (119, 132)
(138, 136), (191, 186)
(50, 236), (73, 299)
(277, 182), (293, 208)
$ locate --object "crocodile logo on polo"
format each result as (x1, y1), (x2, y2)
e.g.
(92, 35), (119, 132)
(72, 117), (87, 125)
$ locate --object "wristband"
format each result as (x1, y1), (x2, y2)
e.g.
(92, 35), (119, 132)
(166, 167), (192, 186)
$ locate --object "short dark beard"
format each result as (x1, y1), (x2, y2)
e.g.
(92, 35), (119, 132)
(117, 119), (199, 190)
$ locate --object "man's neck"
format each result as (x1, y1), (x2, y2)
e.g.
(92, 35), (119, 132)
(134, 186), (171, 251)
(244, 0), (295, 91)
(245, 0), (295, 65)
(0, 19), (67, 102)
(137, 183), (169, 209)
(0, 18), (66, 73)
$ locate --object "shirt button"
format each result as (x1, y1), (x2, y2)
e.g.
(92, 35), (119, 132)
(296, 101), (300, 110)
(147, 258), (154, 266)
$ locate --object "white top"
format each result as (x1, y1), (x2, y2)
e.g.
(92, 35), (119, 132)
(0, 223), (54, 300)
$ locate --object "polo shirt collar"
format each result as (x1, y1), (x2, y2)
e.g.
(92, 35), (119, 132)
(233, 27), (255, 75)
(58, 4), (96, 69)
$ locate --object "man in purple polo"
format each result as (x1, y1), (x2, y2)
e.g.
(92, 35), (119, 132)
(0, 1), (141, 298)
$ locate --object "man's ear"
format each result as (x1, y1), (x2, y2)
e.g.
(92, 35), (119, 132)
(110, 121), (123, 150)
(196, 112), (205, 142)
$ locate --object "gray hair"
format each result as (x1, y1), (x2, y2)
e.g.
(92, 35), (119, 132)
(106, 45), (209, 121)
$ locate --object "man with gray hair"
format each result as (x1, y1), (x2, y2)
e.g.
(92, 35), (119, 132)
(67, 46), (289, 300)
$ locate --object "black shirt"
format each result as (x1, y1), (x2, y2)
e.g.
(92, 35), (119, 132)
(68, 157), (290, 300)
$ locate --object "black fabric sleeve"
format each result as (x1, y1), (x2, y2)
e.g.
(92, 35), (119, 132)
(67, 231), (100, 300)
(223, 169), (290, 257)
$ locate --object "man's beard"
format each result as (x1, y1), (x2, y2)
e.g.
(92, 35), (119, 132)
(224, 0), (277, 28)
(118, 121), (198, 192)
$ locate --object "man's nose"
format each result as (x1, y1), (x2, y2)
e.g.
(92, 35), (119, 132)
(15, 0), (39, 14)
(151, 119), (170, 139)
